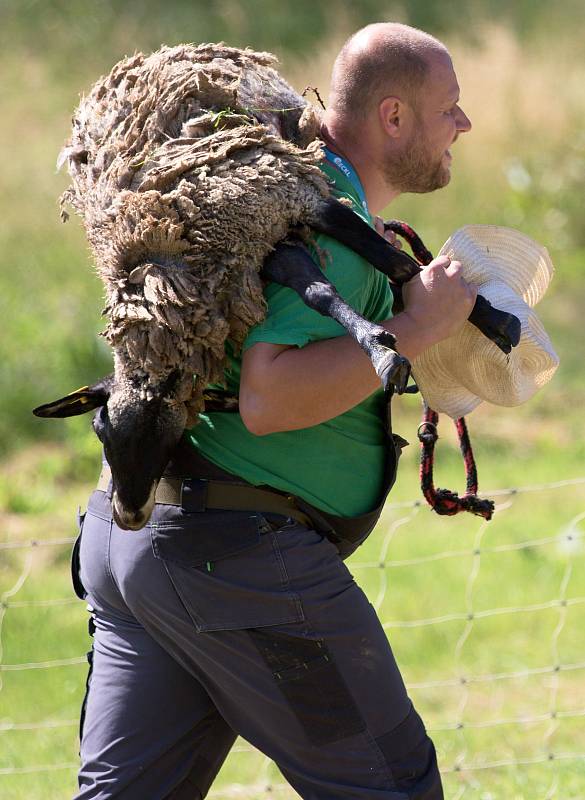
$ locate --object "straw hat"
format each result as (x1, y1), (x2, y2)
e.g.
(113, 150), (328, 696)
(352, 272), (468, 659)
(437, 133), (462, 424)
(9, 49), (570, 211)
(411, 225), (559, 419)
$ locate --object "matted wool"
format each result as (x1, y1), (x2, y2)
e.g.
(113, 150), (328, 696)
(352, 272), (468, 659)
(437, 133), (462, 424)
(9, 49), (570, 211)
(60, 44), (330, 423)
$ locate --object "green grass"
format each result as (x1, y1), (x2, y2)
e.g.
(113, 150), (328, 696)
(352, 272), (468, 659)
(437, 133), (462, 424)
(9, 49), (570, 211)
(1, 438), (584, 799)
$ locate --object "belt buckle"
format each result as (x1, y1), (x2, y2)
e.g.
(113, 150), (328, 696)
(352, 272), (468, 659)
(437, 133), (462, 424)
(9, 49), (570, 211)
(180, 478), (209, 512)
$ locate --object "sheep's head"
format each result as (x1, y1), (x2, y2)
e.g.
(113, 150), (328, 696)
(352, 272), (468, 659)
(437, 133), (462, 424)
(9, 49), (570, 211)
(100, 373), (188, 529)
(33, 371), (187, 531)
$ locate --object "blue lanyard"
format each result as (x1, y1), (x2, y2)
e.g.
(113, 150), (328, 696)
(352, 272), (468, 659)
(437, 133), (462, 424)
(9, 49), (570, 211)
(323, 147), (369, 216)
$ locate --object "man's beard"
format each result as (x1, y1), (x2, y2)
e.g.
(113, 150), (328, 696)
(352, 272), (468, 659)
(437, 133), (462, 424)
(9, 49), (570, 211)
(384, 127), (451, 194)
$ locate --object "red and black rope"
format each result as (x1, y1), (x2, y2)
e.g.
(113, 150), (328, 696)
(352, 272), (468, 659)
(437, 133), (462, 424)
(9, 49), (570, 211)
(386, 220), (495, 521)
(385, 220), (434, 267)
(418, 407), (494, 520)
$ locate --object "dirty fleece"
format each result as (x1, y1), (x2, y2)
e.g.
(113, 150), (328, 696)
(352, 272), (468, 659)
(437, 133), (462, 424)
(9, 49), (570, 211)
(59, 44), (329, 424)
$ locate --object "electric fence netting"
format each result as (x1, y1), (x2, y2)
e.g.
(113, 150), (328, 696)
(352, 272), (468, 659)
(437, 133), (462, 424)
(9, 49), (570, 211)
(1, 477), (584, 799)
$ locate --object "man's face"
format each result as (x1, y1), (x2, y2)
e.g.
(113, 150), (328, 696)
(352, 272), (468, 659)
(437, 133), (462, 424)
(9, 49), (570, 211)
(384, 51), (471, 193)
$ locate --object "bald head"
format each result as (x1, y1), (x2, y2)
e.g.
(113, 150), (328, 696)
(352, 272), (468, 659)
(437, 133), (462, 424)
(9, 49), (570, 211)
(329, 23), (447, 123)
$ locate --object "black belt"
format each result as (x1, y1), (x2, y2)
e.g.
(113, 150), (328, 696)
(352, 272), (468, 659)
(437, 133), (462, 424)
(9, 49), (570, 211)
(96, 465), (313, 528)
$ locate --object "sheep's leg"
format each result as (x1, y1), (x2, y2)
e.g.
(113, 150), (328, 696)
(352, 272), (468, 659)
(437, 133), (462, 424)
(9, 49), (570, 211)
(311, 198), (421, 283)
(311, 198), (521, 354)
(262, 242), (410, 393)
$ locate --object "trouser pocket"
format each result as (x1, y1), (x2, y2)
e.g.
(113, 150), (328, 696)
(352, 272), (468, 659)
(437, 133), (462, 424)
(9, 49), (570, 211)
(150, 509), (305, 631)
(248, 627), (366, 746)
(71, 507), (87, 601)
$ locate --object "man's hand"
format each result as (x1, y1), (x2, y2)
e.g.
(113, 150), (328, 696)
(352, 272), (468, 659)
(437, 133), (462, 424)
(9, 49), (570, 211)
(373, 216), (476, 345)
(400, 255), (477, 347)
(373, 216), (402, 249)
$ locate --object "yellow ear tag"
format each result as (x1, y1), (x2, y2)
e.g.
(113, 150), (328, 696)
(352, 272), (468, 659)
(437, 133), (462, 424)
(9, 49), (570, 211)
(68, 386), (89, 397)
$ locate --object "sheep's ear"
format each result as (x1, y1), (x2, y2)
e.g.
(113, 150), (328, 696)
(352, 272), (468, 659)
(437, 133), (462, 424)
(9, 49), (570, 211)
(33, 376), (112, 418)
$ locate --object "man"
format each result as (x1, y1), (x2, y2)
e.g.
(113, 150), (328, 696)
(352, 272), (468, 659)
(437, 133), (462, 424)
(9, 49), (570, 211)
(74, 22), (475, 799)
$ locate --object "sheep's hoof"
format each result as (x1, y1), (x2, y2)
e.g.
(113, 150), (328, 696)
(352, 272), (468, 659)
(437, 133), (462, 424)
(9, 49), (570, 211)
(368, 329), (411, 395)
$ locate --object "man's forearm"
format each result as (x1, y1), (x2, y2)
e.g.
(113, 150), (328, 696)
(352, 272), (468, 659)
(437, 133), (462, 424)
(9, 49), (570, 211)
(240, 256), (477, 435)
(239, 311), (435, 435)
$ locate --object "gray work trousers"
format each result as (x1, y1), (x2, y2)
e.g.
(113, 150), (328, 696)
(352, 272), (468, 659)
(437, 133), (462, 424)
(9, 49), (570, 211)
(72, 487), (443, 799)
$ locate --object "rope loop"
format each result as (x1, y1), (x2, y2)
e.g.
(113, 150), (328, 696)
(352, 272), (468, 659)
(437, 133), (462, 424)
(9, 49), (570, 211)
(388, 218), (495, 522)
(418, 404), (494, 521)
(432, 488), (495, 520)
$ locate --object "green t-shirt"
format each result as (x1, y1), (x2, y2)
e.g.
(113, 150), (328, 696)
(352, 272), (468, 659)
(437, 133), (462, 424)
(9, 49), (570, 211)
(186, 158), (394, 516)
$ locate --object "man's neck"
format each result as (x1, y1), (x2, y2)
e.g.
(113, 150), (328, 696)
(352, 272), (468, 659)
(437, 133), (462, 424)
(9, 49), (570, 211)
(320, 119), (401, 215)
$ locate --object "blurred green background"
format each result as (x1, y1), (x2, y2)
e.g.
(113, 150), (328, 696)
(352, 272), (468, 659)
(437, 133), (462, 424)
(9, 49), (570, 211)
(1, 1), (584, 798)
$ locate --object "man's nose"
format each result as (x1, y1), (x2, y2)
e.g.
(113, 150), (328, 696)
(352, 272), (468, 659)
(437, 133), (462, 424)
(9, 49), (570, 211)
(455, 105), (472, 133)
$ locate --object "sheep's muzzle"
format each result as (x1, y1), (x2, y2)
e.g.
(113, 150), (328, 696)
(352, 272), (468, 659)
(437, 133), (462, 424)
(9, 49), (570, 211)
(112, 482), (158, 531)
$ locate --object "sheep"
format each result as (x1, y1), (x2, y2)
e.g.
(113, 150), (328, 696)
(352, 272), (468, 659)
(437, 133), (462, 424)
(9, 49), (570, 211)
(34, 43), (519, 530)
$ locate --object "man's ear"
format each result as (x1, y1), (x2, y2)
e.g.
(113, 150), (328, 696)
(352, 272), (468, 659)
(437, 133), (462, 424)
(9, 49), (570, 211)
(33, 374), (113, 418)
(378, 96), (407, 139)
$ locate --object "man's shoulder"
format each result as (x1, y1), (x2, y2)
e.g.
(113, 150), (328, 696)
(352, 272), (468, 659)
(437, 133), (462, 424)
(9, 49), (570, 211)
(310, 159), (377, 292)
(308, 230), (373, 297)
(319, 159), (371, 225)
(243, 159), (392, 350)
